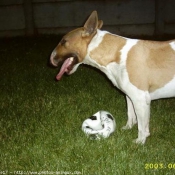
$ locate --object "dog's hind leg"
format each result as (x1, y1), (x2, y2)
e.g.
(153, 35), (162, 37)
(122, 96), (137, 130)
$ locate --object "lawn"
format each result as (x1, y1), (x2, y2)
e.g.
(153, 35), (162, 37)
(0, 36), (175, 175)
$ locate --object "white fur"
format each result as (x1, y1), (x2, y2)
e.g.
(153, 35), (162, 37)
(170, 41), (175, 51)
(69, 63), (82, 75)
(150, 76), (175, 100)
(88, 30), (109, 51)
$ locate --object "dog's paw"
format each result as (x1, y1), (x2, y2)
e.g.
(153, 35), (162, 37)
(121, 125), (131, 130)
(132, 138), (146, 145)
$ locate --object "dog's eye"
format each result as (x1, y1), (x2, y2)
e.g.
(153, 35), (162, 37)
(60, 39), (67, 46)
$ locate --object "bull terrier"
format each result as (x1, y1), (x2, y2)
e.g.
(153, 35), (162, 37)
(50, 11), (175, 144)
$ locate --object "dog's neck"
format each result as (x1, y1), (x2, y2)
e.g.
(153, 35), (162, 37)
(83, 30), (123, 88)
(87, 29), (109, 52)
(84, 29), (128, 66)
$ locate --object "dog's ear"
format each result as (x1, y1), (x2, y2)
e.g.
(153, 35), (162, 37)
(82, 11), (98, 37)
(98, 20), (103, 29)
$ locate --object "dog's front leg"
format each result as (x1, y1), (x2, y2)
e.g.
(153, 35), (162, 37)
(122, 96), (137, 130)
(132, 95), (151, 144)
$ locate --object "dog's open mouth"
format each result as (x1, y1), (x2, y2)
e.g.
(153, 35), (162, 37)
(56, 57), (77, 80)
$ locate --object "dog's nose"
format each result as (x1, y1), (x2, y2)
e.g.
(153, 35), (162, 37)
(50, 50), (58, 67)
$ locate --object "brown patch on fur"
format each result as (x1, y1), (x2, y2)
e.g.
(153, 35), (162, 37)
(90, 34), (126, 66)
(127, 40), (175, 92)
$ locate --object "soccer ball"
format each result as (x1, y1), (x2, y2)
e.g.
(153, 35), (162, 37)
(82, 111), (116, 139)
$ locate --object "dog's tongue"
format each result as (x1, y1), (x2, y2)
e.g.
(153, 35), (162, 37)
(56, 57), (73, 80)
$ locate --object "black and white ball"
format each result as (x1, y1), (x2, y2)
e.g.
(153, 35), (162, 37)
(82, 111), (116, 139)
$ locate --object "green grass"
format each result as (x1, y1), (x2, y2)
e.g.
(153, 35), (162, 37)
(0, 36), (175, 175)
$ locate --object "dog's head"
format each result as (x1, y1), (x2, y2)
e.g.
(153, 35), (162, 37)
(50, 11), (103, 80)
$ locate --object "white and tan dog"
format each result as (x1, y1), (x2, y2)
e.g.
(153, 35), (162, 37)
(50, 11), (175, 144)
